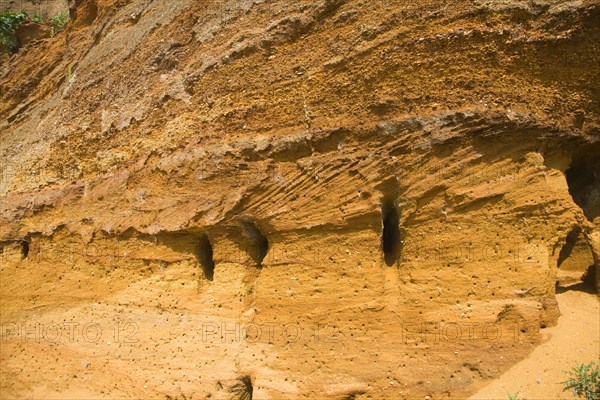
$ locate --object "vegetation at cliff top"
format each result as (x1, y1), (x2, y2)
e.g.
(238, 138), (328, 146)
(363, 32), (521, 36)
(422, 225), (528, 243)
(0, 11), (69, 52)
(0, 12), (27, 50)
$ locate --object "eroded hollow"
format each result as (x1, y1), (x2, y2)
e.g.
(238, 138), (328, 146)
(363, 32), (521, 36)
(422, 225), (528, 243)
(21, 239), (29, 260)
(557, 227), (583, 268)
(195, 234), (215, 280)
(556, 226), (597, 292)
(241, 221), (269, 266)
(381, 198), (401, 266)
(565, 156), (600, 221)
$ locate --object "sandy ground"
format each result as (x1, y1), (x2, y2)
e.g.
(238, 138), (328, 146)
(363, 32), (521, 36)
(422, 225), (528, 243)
(471, 286), (600, 400)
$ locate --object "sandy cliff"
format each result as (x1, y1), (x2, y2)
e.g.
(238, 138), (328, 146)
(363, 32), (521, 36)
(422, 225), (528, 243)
(1, 0), (599, 398)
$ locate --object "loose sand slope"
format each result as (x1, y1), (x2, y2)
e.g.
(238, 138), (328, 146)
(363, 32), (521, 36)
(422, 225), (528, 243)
(472, 288), (599, 400)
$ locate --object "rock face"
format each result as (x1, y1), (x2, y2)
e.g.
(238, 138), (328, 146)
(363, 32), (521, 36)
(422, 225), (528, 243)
(0, 0), (69, 18)
(0, 0), (599, 398)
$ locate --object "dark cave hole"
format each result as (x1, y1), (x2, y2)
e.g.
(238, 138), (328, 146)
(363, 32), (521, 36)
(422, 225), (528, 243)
(565, 157), (600, 221)
(21, 239), (29, 259)
(195, 234), (215, 280)
(241, 221), (269, 267)
(381, 198), (401, 266)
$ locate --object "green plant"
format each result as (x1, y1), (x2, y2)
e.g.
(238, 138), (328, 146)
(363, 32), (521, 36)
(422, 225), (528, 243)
(0, 12), (28, 51)
(563, 362), (600, 400)
(50, 12), (69, 36)
(31, 13), (44, 23)
(507, 391), (526, 400)
(66, 64), (73, 80)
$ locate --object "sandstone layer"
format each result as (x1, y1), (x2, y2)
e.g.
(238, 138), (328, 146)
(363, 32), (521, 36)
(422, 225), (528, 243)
(1, 0), (599, 399)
